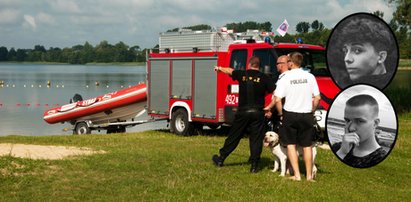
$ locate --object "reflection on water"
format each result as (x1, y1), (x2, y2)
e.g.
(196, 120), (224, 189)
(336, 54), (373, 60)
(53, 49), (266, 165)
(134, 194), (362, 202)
(0, 64), (167, 136)
(327, 123), (344, 143)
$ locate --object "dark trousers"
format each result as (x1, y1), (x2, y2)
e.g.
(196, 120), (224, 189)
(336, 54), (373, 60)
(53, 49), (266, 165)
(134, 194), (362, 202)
(219, 110), (265, 163)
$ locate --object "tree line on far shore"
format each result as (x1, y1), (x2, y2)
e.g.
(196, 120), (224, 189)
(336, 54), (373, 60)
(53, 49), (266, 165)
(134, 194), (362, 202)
(0, 41), (147, 64)
(0, 23), (339, 64)
(0, 2), (410, 64)
(0, 20), (334, 64)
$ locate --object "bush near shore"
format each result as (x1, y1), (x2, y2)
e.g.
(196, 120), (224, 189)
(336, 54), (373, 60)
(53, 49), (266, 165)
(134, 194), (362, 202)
(399, 59), (411, 68)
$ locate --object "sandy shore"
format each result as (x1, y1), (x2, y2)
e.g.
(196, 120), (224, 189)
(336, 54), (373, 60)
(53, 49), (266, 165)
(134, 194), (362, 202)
(0, 143), (105, 160)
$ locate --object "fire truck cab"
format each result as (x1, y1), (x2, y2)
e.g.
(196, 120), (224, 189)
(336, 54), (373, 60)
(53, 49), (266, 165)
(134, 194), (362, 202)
(147, 29), (339, 135)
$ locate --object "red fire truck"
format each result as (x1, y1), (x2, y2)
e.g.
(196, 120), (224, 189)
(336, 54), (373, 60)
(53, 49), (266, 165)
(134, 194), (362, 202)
(147, 29), (339, 135)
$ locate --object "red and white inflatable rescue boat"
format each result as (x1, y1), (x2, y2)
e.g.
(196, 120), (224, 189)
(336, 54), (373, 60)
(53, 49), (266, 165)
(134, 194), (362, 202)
(43, 83), (147, 124)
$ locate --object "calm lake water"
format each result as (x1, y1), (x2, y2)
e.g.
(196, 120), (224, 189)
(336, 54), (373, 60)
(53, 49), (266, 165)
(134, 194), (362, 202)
(0, 63), (167, 136)
(0, 64), (410, 136)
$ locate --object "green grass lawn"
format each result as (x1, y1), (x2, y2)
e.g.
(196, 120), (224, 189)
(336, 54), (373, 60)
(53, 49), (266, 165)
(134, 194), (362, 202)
(1, 113), (410, 201)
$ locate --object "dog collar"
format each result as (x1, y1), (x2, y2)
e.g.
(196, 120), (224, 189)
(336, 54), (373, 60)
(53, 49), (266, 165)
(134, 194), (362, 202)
(270, 141), (280, 147)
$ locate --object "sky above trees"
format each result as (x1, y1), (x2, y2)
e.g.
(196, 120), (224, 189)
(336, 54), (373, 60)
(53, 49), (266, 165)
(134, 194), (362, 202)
(0, 0), (395, 49)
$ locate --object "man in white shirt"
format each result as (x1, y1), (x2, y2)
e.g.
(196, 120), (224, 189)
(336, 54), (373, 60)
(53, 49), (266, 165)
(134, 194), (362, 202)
(276, 55), (291, 85)
(264, 52), (321, 181)
(266, 55), (290, 130)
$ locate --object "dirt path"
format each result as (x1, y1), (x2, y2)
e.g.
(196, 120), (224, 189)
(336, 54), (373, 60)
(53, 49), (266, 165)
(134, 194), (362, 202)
(0, 143), (105, 160)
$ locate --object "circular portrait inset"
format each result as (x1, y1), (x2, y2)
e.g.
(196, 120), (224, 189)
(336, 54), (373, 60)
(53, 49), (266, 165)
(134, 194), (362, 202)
(326, 12), (398, 90)
(326, 84), (398, 168)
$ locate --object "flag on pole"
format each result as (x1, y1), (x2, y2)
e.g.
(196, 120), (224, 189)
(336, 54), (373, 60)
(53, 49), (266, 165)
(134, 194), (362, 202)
(276, 19), (289, 37)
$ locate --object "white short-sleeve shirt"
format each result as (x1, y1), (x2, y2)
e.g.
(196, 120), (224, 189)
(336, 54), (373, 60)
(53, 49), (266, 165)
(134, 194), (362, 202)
(274, 68), (320, 113)
(276, 71), (288, 85)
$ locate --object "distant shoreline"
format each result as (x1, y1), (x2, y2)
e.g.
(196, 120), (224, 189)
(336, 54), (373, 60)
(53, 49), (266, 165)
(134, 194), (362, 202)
(398, 67), (411, 70)
(1, 61), (410, 70)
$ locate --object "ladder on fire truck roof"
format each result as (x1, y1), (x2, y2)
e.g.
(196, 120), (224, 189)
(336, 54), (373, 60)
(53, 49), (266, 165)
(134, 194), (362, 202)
(159, 28), (274, 53)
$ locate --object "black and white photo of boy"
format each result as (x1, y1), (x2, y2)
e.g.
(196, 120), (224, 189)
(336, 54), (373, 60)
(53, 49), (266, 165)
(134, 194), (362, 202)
(326, 13), (398, 90)
(326, 84), (397, 168)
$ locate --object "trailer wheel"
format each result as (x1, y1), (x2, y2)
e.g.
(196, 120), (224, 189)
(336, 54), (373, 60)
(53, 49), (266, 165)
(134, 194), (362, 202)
(170, 109), (194, 136)
(117, 126), (126, 133)
(74, 122), (91, 135)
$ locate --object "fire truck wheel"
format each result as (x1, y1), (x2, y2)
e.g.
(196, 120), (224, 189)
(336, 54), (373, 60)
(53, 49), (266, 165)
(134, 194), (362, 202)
(171, 108), (194, 136)
(74, 122), (91, 135)
(206, 123), (220, 130)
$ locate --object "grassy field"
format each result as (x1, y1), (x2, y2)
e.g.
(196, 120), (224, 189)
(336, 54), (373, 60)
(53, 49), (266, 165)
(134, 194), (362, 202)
(1, 113), (410, 201)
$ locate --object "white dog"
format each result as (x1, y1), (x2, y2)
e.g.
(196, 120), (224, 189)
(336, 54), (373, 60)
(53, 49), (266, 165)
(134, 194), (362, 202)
(264, 131), (317, 178)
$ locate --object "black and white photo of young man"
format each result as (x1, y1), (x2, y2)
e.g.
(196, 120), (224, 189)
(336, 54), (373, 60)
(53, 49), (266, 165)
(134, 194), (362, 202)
(326, 84), (398, 168)
(326, 13), (398, 90)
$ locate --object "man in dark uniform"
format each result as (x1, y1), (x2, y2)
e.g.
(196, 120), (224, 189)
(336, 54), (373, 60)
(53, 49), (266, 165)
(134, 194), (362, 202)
(212, 56), (275, 173)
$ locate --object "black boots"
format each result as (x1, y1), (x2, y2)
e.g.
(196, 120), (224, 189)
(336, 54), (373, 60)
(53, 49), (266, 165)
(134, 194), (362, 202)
(212, 155), (224, 167)
(250, 161), (259, 173)
(213, 155), (259, 173)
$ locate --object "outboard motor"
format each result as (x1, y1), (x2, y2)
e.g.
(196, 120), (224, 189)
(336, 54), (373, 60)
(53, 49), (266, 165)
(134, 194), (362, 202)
(70, 93), (83, 103)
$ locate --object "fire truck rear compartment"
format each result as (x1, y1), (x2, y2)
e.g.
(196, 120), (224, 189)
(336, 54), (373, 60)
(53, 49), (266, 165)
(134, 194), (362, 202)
(148, 57), (218, 121)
